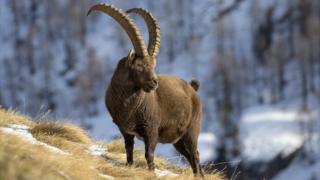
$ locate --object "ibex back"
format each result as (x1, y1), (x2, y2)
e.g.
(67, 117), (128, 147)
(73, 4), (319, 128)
(88, 3), (203, 176)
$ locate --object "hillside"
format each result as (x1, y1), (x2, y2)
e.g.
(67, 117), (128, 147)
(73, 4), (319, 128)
(0, 108), (223, 180)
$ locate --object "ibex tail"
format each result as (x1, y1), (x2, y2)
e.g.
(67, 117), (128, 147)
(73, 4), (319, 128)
(190, 80), (200, 91)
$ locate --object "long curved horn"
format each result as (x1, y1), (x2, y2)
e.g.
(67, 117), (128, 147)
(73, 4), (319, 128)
(87, 4), (148, 57)
(126, 8), (160, 58)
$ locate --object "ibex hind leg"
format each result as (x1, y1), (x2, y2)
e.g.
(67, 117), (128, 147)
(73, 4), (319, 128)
(120, 131), (135, 165)
(173, 140), (193, 167)
(177, 131), (204, 177)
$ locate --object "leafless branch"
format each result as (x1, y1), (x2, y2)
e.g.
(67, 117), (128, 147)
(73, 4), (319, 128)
(213, 0), (246, 21)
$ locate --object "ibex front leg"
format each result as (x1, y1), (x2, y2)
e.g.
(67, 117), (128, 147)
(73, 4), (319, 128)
(121, 130), (135, 165)
(143, 129), (158, 170)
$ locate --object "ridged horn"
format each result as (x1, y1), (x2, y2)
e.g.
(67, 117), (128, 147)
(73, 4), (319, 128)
(87, 4), (148, 57)
(127, 8), (160, 58)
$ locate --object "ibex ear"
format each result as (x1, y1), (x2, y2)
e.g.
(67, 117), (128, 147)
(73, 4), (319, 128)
(127, 49), (136, 62)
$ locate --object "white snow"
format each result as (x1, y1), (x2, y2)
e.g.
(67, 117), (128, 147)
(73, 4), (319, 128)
(243, 109), (298, 123)
(0, 124), (69, 155)
(155, 168), (178, 177)
(198, 132), (217, 163)
(6, 124), (30, 130)
(240, 106), (304, 162)
(274, 159), (320, 180)
(99, 173), (115, 180)
(88, 144), (107, 156)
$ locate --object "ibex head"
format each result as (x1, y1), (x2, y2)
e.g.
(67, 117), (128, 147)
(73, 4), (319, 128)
(126, 50), (158, 92)
(87, 4), (160, 92)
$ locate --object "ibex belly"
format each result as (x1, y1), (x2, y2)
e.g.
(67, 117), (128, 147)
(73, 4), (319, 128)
(157, 98), (193, 143)
(158, 127), (185, 144)
(158, 116), (191, 144)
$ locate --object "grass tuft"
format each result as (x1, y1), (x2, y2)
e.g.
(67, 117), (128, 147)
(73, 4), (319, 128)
(31, 121), (92, 144)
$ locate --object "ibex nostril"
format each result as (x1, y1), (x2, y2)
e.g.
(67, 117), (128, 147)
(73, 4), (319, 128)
(152, 79), (158, 86)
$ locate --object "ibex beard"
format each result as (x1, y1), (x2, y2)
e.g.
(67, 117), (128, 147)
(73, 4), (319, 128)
(88, 3), (204, 177)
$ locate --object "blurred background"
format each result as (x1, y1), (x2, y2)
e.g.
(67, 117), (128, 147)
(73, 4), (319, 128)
(0, 0), (319, 179)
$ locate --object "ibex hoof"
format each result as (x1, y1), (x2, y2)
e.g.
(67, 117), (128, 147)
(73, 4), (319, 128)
(148, 163), (155, 171)
(126, 162), (133, 166)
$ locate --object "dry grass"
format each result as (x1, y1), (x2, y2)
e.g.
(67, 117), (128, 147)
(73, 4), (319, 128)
(31, 121), (92, 151)
(0, 132), (100, 180)
(0, 108), (35, 127)
(0, 107), (224, 180)
(31, 122), (92, 144)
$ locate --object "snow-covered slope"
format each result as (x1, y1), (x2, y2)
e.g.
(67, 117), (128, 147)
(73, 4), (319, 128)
(240, 106), (304, 162)
(275, 159), (320, 180)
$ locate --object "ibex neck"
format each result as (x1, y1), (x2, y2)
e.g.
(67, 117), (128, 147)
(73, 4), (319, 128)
(109, 80), (144, 101)
(107, 80), (145, 125)
(107, 76), (146, 118)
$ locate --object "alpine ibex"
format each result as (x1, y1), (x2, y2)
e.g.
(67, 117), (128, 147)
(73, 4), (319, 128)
(88, 3), (203, 176)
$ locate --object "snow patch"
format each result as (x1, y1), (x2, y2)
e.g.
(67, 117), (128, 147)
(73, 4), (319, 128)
(198, 132), (217, 163)
(155, 169), (178, 177)
(88, 144), (107, 156)
(99, 173), (114, 180)
(0, 124), (69, 155)
(240, 107), (304, 162)
(6, 124), (30, 130)
(274, 160), (320, 180)
(243, 110), (298, 123)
